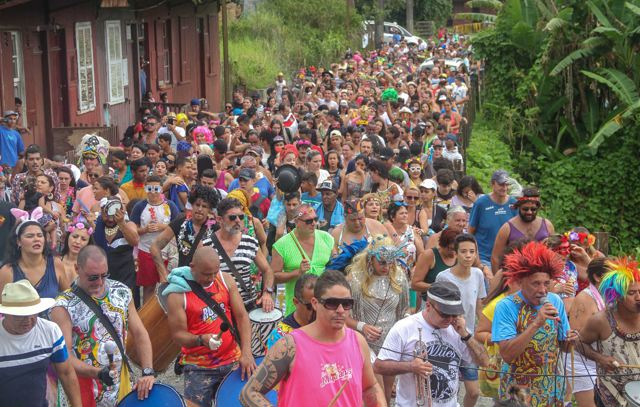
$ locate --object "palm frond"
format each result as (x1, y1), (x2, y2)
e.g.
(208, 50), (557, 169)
(544, 17), (568, 32)
(587, 119), (622, 151)
(625, 1), (640, 17)
(550, 47), (597, 76)
(591, 26), (623, 42)
(454, 12), (498, 22)
(586, 0), (613, 27)
(465, 0), (503, 10)
(580, 68), (639, 106)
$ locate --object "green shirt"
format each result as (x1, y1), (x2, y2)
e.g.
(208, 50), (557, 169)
(273, 229), (334, 314)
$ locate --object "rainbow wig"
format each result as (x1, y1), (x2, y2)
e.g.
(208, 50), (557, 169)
(599, 258), (640, 305)
(503, 241), (565, 286)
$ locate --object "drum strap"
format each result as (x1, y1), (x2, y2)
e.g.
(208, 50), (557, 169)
(209, 232), (252, 298)
(72, 285), (134, 375)
(184, 278), (241, 345)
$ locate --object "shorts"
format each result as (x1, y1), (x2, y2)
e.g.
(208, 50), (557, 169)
(183, 363), (234, 407)
(136, 250), (165, 286)
(459, 362), (479, 381)
(571, 352), (597, 393)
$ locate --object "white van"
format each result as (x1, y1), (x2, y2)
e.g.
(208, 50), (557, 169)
(362, 21), (424, 48)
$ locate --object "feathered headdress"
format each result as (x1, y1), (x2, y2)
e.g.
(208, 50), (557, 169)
(599, 257), (640, 305)
(76, 134), (110, 165)
(326, 238), (369, 272)
(503, 241), (565, 286)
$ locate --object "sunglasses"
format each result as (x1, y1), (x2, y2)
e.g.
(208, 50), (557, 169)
(392, 201), (408, 207)
(319, 297), (355, 311)
(430, 303), (456, 319)
(520, 206), (538, 213)
(88, 173), (100, 178)
(405, 196), (419, 201)
(145, 185), (162, 193)
(297, 299), (314, 311)
(87, 272), (110, 282)
(225, 105), (232, 109)
(227, 214), (245, 221)
(433, 145), (444, 149)
(145, 122), (157, 127)
(301, 217), (319, 225)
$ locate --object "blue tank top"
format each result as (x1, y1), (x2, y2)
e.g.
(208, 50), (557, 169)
(12, 255), (59, 300)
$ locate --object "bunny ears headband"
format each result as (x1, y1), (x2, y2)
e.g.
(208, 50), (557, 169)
(10, 207), (44, 236)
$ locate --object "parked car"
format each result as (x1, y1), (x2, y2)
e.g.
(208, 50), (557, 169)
(362, 21), (424, 48)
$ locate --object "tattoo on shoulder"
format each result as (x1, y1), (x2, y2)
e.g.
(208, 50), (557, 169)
(240, 335), (296, 407)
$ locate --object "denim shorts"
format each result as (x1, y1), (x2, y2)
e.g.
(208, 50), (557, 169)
(183, 363), (235, 407)
(459, 362), (479, 381)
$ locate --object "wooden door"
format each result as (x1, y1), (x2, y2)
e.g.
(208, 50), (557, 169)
(48, 29), (69, 127)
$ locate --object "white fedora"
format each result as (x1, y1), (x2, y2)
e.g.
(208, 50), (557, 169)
(0, 280), (55, 316)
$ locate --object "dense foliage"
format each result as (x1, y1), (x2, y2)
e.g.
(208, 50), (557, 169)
(227, 0), (362, 90)
(468, 0), (640, 254)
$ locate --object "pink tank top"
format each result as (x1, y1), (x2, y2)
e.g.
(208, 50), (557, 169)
(278, 328), (364, 407)
(215, 170), (228, 191)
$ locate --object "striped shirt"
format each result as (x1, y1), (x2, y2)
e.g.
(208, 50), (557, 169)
(203, 233), (260, 306)
(0, 318), (68, 407)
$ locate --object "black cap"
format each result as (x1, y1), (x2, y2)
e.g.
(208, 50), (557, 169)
(317, 179), (338, 193)
(427, 281), (464, 315)
(378, 147), (395, 161)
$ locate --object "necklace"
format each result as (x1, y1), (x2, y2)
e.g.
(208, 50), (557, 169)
(105, 225), (119, 237)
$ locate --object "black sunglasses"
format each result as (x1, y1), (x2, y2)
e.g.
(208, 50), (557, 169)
(296, 299), (313, 311)
(319, 297), (354, 311)
(301, 217), (319, 225)
(430, 302), (456, 319)
(87, 272), (110, 282)
(520, 206), (538, 213)
(227, 214), (245, 221)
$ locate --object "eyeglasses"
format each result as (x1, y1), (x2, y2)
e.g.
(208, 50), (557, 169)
(301, 217), (319, 225)
(225, 105), (232, 109)
(88, 173), (100, 178)
(405, 196), (419, 201)
(87, 272), (110, 282)
(227, 214), (245, 221)
(430, 302), (456, 319)
(145, 185), (162, 193)
(520, 206), (538, 213)
(433, 145), (444, 149)
(319, 297), (354, 311)
(145, 122), (157, 127)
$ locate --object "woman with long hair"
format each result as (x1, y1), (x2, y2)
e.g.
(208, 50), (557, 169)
(59, 220), (94, 282)
(345, 235), (410, 402)
(111, 149), (132, 185)
(55, 166), (77, 219)
(368, 160), (403, 213)
(451, 175), (483, 212)
(0, 216), (69, 299)
(304, 149), (329, 186)
(324, 150), (342, 193)
(340, 154), (368, 202)
(361, 193), (383, 222)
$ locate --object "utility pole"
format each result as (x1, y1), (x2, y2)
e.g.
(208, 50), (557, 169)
(406, 0), (414, 33)
(375, 0), (384, 48)
(221, 0), (232, 105)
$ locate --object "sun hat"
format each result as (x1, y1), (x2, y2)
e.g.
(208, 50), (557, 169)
(0, 280), (55, 316)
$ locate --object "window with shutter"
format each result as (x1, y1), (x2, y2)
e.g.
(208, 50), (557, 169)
(156, 19), (172, 87)
(75, 22), (96, 113)
(106, 20), (125, 104)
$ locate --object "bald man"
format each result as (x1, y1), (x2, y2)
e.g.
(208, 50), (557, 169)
(166, 247), (256, 407)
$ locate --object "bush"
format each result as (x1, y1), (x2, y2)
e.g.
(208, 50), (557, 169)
(538, 127), (640, 255)
(466, 116), (517, 191)
(228, 37), (281, 91)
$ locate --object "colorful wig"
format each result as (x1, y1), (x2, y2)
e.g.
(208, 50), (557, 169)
(192, 126), (213, 144)
(598, 257), (640, 305)
(503, 241), (565, 286)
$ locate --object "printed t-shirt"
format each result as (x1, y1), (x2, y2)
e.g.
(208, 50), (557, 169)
(378, 313), (473, 407)
(492, 291), (569, 406)
(468, 195), (516, 264)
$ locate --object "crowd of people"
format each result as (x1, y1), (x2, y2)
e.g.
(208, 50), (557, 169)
(0, 28), (638, 407)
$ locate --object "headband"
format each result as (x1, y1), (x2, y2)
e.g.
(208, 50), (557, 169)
(67, 222), (94, 236)
(564, 231), (596, 246)
(512, 195), (541, 209)
(10, 207), (44, 236)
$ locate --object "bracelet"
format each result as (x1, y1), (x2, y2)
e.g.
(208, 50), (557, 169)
(356, 321), (366, 333)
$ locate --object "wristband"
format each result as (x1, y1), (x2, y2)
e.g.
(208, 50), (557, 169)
(356, 321), (366, 333)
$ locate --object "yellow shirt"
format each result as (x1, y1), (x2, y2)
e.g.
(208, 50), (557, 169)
(120, 181), (147, 201)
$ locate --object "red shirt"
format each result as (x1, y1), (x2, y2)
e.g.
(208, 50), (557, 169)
(181, 275), (241, 368)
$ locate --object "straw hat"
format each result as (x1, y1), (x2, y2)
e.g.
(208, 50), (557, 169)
(0, 280), (55, 316)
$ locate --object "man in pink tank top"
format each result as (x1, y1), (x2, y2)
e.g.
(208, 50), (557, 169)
(240, 270), (386, 406)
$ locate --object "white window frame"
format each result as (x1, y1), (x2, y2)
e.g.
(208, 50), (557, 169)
(10, 31), (27, 127)
(75, 22), (96, 113)
(106, 20), (125, 104)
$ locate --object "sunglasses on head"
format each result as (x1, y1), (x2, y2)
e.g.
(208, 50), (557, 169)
(227, 214), (245, 221)
(145, 185), (162, 193)
(319, 297), (354, 311)
(301, 217), (319, 225)
(87, 272), (110, 282)
(392, 201), (408, 207)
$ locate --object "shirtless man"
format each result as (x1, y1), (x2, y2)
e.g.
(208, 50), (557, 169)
(331, 200), (387, 252)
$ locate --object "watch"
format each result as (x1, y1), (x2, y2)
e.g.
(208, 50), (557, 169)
(461, 332), (473, 342)
(142, 367), (156, 377)
(263, 287), (275, 294)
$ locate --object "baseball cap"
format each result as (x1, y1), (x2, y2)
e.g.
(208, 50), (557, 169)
(491, 169), (510, 185)
(190, 98), (201, 106)
(273, 135), (285, 143)
(246, 145), (264, 157)
(419, 178), (437, 190)
(238, 168), (256, 180)
(399, 106), (412, 114)
(427, 281), (465, 315)
(446, 134), (458, 143)
(339, 100), (349, 107)
(3, 110), (18, 118)
(317, 179), (338, 193)
(378, 147), (395, 161)
(330, 129), (343, 139)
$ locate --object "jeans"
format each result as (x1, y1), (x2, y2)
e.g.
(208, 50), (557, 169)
(183, 363), (235, 407)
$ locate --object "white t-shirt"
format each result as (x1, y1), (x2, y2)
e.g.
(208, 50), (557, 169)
(377, 313), (472, 407)
(136, 201), (174, 252)
(435, 267), (486, 333)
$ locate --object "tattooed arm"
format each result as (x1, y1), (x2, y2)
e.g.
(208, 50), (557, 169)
(240, 334), (296, 407)
(150, 227), (174, 282)
(465, 336), (490, 367)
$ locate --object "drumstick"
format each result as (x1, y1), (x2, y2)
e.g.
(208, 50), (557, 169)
(571, 346), (575, 390)
(618, 364), (640, 369)
(327, 378), (350, 407)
